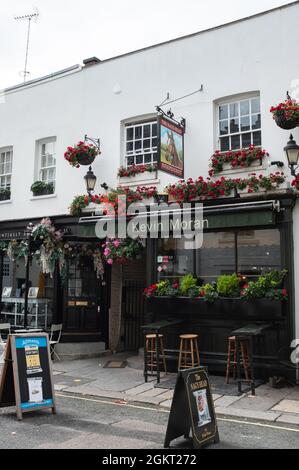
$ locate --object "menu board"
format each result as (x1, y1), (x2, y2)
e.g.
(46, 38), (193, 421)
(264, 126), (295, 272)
(164, 367), (219, 449)
(0, 334), (56, 420)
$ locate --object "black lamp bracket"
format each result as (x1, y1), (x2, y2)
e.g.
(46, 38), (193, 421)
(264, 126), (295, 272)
(155, 106), (186, 131)
(84, 135), (101, 152)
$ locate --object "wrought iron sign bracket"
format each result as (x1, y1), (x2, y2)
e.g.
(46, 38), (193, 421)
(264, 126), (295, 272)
(156, 106), (186, 132)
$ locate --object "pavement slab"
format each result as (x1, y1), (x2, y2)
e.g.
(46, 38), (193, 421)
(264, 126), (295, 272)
(271, 399), (299, 414)
(230, 394), (283, 411)
(111, 418), (166, 434)
(275, 414), (299, 425)
(215, 406), (281, 422)
(213, 395), (242, 408)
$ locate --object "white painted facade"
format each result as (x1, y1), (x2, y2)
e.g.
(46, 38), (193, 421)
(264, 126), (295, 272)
(1, 2), (299, 338)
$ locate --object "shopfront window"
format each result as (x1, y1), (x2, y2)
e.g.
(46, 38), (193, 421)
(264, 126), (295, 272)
(237, 229), (281, 279)
(156, 228), (282, 283)
(1, 257), (53, 329)
(195, 232), (236, 284)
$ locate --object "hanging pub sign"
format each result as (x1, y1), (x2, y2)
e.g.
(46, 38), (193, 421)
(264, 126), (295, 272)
(164, 367), (219, 449)
(157, 113), (185, 178)
(0, 333), (56, 420)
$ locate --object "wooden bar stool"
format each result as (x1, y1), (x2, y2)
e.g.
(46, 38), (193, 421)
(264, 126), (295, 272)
(226, 336), (251, 384)
(178, 334), (200, 370)
(145, 334), (167, 382)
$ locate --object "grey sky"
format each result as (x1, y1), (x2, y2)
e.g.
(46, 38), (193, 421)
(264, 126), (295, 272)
(0, 0), (294, 89)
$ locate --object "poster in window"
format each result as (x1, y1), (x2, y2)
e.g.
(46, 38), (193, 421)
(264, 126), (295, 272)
(158, 115), (184, 178)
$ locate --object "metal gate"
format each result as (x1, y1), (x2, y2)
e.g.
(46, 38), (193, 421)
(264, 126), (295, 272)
(122, 280), (145, 351)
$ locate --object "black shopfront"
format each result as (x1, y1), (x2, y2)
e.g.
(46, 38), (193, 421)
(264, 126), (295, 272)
(145, 194), (296, 381)
(0, 215), (110, 347)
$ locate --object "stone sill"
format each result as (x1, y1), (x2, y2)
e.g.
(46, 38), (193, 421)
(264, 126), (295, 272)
(0, 199), (12, 205)
(30, 193), (57, 201)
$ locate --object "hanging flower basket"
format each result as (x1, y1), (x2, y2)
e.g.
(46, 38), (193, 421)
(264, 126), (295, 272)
(270, 98), (299, 130)
(64, 141), (100, 168)
(102, 238), (144, 265)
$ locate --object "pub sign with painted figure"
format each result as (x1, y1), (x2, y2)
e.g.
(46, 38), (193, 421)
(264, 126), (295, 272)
(158, 116), (184, 178)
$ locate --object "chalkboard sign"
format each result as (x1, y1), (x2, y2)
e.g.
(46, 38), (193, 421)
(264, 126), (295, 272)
(164, 367), (219, 449)
(0, 334), (56, 420)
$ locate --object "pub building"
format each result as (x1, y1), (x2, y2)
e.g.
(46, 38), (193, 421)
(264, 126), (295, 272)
(1, 2), (299, 382)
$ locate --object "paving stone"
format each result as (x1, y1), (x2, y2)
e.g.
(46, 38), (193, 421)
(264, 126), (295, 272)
(138, 387), (169, 398)
(112, 419), (166, 434)
(125, 382), (156, 396)
(54, 384), (69, 391)
(213, 395), (242, 408)
(159, 400), (172, 409)
(61, 384), (126, 400)
(156, 390), (174, 401)
(271, 399), (299, 414)
(128, 395), (168, 406)
(275, 414), (299, 425)
(215, 406), (280, 422)
(230, 394), (281, 411)
(212, 394), (223, 401)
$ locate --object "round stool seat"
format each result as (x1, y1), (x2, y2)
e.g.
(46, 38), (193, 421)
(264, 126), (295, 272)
(146, 334), (163, 339)
(180, 334), (198, 340)
(229, 336), (236, 341)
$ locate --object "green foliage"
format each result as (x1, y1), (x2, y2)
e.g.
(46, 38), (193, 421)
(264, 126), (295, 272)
(217, 274), (240, 297)
(242, 270), (288, 299)
(69, 195), (89, 216)
(31, 181), (54, 195)
(0, 188), (11, 199)
(199, 283), (219, 303)
(179, 274), (198, 296)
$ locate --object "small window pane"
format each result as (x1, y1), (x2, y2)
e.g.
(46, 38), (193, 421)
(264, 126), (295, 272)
(219, 105), (228, 120)
(231, 135), (240, 150)
(229, 103), (239, 118)
(240, 100), (250, 116)
(252, 114), (261, 130)
(126, 128), (133, 140)
(127, 156), (134, 166)
(126, 142), (133, 152)
(242, 133), (252, 148)
(144, 125), (150, 138)
(144, 154), (152, 163)
(220, 137), (230, 151)
(241, 116), (250, 132)
(135, 126), (142, 139)
(153, 152), (158, 163)
(152, 138), (158, 148)
(230, 118), (239, 134)
(136, 155), (143, 164)
(220, 120), (228, 135)
(143, 139), (151, 149)
(135, 140), (142, 151)
(253, 131), (262, 146)
(152, 123), (157, 137)
(251, 98), (260, 114)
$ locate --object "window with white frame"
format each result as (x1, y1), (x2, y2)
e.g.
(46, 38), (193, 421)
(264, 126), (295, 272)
(38, 138), (56, 186)
(218, 96), (261, 151)
(0, 147), (13, 191)
(125, 120), (158, 167)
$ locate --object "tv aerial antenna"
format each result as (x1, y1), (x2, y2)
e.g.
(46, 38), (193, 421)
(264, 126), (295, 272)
(14, 8), (39, 83)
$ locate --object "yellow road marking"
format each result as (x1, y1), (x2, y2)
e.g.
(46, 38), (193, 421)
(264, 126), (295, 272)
(56, 392), (299, 433)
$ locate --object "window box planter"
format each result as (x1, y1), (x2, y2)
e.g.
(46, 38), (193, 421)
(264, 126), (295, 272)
(119, 170), (158, 185)
(31, 181), (54, 197)
(0, 190), (11, 201)
(146, 296), (284, 321)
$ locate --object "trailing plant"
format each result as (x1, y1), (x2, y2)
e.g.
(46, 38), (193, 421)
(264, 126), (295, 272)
(31, 181), (54, 196)
(102, 238), (144, 265)
(69, 195), (91, 216)
(118, 164), (157, 178)
(292, 175), (299, 191)
(179, 274), (198, 296)
(64, 141), (100, 168)
(209, 146), (269, 176)
(270, 98), (299, 125)
(198, 284), (219, 303)
(216, 274), (241, 297)
(0, 188), (11, 200)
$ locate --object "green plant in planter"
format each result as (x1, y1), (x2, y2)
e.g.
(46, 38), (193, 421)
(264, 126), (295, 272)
(199, 283), (219, 303)
(156, 280), (171, 296)
(0, 188), (11, 200)
(31, 181), (54, 196)
(179, 274), (198, 296)
(217, 273), (240, 297)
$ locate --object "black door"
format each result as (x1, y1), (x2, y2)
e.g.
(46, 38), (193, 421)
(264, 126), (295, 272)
(63, 255), (108, 342)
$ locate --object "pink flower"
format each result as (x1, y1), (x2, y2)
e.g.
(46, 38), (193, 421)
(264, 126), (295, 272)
(112, 239), (121, 248)
(107, 258), (113, 265)
(104, 248), (110, 256)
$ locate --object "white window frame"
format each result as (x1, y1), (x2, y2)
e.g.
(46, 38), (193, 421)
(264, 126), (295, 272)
(124, 120), (158, 167)
(217, 95), (261, 152)
(37, 138), (56, 187)
(0, 146), (13, 191)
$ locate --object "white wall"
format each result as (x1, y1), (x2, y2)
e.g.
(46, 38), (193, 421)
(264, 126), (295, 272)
(1, 2), (299, 338)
